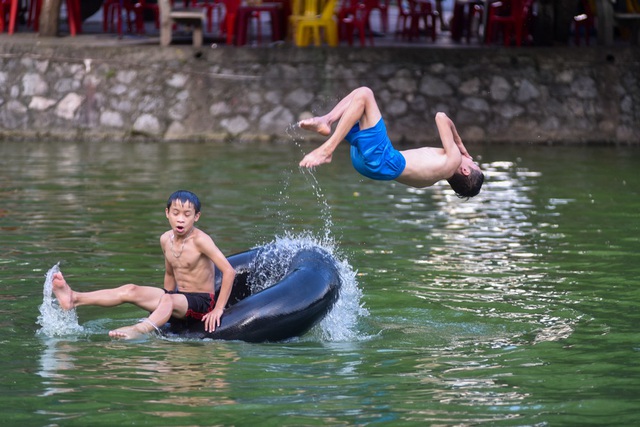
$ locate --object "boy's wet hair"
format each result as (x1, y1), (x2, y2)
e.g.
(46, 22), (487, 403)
(167, 190), (201, 213)
(447, 169), (485, 199)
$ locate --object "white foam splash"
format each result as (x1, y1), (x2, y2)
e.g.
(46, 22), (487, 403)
(268, 126), (369, 341)
(36, 263), (84, 337)
(251, 233), (368, 342)
(317, 254), (368, 342)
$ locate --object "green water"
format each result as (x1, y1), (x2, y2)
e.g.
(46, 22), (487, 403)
(1, 139), (639, 426)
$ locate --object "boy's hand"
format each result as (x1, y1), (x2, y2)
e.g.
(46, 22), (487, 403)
(454, 136), (472, 159)
(202, 307), (224, 332)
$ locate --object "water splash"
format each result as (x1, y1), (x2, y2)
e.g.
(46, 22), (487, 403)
(300, 169), (335, 243)
(318, 251), (369, 342)
(277, 122), (368, 341)
(36, 263), (84, 337)
(250, 232), (368, 342)
(284, 121), (335, 242)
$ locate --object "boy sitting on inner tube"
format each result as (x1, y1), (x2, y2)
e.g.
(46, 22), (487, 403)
(298, 86), (484, 199)
(51, 190), (236, 339)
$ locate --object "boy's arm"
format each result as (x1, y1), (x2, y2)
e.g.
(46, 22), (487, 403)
(436, 112), (472, 159)
(161, 234), (178, 292)
(435, 113), (463, 173)
(163, 258), (177, 291)
(198, 236), (236, 333)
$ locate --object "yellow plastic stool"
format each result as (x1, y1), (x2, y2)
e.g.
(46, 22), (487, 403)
(295, 0), (338, 46)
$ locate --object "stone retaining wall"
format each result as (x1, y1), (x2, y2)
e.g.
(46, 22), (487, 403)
(1, 42), (639, 145)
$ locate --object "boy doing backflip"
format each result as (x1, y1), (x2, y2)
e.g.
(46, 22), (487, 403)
(298, 87), (484, 198)
(52, 190), (236, 340)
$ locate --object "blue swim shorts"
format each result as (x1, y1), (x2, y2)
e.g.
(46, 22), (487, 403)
(345, 118), (406, 181)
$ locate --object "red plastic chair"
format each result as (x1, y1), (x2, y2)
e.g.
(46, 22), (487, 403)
(364, 0), (388, 33)
(396, 0), (436, 42)
(103, 0), (137, 34)
(467, 3), (483, 43)
(485, 0), (532, 46)
(134, 0), (161, 34)
(394, 0), (410, 38)
(220, 0), (240, 44)
(573, 0), (595, 45)
(416, 0), (437, 41)
(7, 0), (81, 35)
(188, 0), (224, 33)
(236, 6), (269, 45)
(338, 0), (373, 46)
(450, 0), (483, 43)
(0, 0), (11, 32)
(266, 0), (290, 38)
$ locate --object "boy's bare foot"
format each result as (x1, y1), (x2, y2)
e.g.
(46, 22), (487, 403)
(52, 272), (75, 310)
(109, 324), (147, 340)
(299, 148), (333, 168)
(298, 117), (332, 136)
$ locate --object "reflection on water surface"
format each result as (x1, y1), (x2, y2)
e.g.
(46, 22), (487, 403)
(1, 141), (639, 426)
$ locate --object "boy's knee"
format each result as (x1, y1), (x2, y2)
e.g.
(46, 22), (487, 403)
(119, 283), (140, 298)
(354, 87), (376, 108)
(121, 283), (138, 292)
(356, 86), (374, 98)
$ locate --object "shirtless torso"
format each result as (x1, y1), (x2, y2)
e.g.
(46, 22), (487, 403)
(160, 227), (218, 294)
(396, 145), (460, 189)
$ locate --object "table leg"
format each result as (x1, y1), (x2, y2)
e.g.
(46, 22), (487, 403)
(118, 0), (123, 37)
(9, 0), (18, 34)
(270, 9), (281, 40)
(236, 10), (247, 45)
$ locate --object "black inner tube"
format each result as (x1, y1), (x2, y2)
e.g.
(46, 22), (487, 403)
(164, 246), (342, 343)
